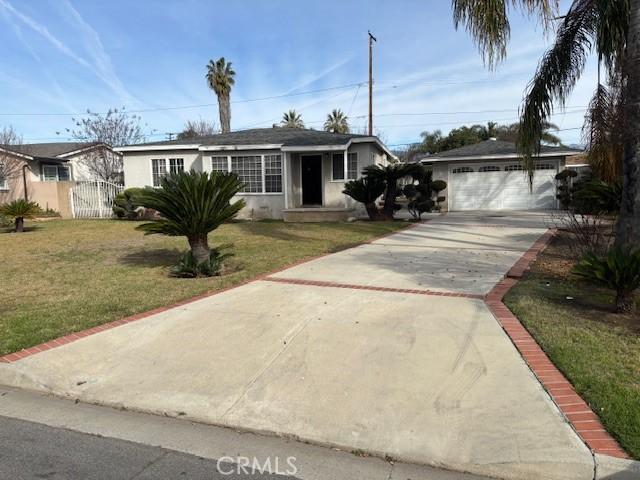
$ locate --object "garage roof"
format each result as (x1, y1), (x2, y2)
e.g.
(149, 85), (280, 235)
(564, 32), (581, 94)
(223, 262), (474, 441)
(418, 139), (582, 163)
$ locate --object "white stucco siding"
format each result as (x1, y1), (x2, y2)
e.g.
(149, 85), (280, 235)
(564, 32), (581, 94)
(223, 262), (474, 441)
(123, 150), (202, 188)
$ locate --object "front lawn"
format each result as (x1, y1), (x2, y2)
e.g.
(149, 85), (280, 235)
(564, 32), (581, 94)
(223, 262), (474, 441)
(504, 231), (640, 459)
(0, 219), (406, 356)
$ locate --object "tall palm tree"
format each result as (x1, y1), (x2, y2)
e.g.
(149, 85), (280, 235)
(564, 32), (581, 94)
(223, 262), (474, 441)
(206, 57), (235, 133)
(452, 0), (639, 249)
(324, 109), (350, 134)
(281, 110), (305, 128)
(136, 171), (245, 266)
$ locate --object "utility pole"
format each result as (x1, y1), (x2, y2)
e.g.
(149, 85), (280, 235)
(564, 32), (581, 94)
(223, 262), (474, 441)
(165, 132), (175, 141)
(368, 30), (377, 136)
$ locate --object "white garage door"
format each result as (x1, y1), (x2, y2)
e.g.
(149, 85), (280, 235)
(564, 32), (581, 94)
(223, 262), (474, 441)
(449, 161), (558, 211)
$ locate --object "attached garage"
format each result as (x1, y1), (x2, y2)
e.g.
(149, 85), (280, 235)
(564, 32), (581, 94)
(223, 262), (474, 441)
(419, 139), (582, 212)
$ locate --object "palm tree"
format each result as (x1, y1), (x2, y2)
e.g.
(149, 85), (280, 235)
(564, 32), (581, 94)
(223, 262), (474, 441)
(0, 199), (40, 232)
(495, 121), (561, 145)
(206, 58), (235, 133)
(362, 163), (423, 220)
(136, 171), (245, 265)
(324, 109), (350, 134)
(343, 177), (386, 220)
(281, 110), (304, 128)
(452, 0), (639, 249)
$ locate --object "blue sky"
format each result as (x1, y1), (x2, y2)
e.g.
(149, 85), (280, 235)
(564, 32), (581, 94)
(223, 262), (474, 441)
(0, 0), (597, 148)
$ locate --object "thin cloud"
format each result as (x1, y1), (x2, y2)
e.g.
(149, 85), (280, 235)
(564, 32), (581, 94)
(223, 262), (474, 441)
(0, 0), (92, 68)
(58, 0), (141, 107)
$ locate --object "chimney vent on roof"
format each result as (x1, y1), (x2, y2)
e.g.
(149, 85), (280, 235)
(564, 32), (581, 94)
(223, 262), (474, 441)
(488, 137), (497, 141)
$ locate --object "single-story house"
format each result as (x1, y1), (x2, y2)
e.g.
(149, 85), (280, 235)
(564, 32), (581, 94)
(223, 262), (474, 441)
(117, 128), (394, 221)
(418, 139), (583, 211)
(0, 142), (120, 216)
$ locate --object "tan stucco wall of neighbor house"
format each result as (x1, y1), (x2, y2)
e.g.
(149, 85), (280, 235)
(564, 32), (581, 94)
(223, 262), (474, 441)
(29, 181), (74, 218)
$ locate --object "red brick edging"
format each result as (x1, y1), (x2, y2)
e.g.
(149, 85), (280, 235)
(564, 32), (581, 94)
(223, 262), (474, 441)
(485, 229), (629, 460)
(0, 220), (424, 364)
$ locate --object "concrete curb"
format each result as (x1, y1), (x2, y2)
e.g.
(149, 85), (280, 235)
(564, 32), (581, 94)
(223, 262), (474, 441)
(484, 229), (631, 463)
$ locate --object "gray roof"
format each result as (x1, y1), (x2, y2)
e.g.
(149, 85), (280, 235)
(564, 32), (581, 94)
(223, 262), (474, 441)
(418, 139), (582, 161)
(8, 142), (100, 159)
(132, 128), (374, 148)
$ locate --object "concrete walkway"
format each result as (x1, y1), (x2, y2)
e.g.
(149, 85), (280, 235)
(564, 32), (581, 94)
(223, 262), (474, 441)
(0, 213), (596, 480)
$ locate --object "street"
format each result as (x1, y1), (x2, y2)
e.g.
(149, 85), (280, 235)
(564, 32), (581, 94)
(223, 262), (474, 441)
(0, 415), (292, 480)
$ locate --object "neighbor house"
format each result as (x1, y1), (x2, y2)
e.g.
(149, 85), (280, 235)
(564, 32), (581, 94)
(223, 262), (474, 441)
(117, 128), (394, 221)
(0, 142), (120, 217)
(418, 139), (583, 211)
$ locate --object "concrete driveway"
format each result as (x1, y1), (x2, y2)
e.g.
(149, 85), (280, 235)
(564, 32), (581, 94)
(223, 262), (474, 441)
(0, 213), (595, 480)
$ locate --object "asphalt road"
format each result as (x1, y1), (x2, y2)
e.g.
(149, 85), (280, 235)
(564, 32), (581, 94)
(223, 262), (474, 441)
(0, 415), (295, 479)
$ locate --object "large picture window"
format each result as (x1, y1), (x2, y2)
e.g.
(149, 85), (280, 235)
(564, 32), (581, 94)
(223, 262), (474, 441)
(211, 154), (282, 194)
(231, 155), (262, 193)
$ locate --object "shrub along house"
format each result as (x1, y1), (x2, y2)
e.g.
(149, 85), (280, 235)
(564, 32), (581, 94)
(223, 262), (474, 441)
(117, 128), (394, 221)
(418, 139), (582, 211)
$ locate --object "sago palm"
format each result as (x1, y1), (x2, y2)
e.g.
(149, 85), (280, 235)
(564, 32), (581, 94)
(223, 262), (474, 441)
(452, 0), (639, 249)
(281, 110), (304, 129)
(206, 57), (236, 133)
(0, 199), (40, 232)
(324, 109), (350, 134)
(363, 163), (423, 220)
(136, 171), (245, 265)
(343, 177), (386, 220)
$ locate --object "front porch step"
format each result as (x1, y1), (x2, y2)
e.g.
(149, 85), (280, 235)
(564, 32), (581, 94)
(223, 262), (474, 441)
(283, 207), (355, 223)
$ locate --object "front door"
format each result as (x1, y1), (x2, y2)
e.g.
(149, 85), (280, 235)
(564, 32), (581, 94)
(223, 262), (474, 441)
(301, 155), (322, 205)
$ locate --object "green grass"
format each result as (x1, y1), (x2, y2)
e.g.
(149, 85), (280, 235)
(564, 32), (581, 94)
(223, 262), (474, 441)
(0, 219), (406, 356)
(504, 232), (640, 459)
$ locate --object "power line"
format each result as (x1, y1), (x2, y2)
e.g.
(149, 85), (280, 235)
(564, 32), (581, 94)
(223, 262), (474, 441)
(0, 82), (368, 117)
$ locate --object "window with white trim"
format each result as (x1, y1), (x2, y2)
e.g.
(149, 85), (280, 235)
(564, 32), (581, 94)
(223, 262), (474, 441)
(42, 164), (70, 182)
(331, 153), (344, 180)
(169, 158), (184, 174)
(211, 156), (228, 172)
(478, 165), (501, 172)
(347, 153), (357, 180)
(0, 162), (6, 190)
(452, 167), (474, 174)
(264, 154), (283, 193)
(535, 163), (555, 170)
(151, 159), (167, 186)
(331, 152), (358, 181)
(232, 155), (262, 193)
(505, 164), (524, 171)
(151, 158), (184, 186)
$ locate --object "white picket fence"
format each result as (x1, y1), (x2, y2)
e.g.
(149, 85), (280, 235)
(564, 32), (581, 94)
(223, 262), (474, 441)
(70, 181), (123, 218)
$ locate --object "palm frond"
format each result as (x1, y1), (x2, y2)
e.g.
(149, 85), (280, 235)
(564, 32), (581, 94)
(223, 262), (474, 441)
(452, 0), (557, 68)
(518, 0), (598, 185)
(136, 171), (245, 238)
(582, 79), (625, 183)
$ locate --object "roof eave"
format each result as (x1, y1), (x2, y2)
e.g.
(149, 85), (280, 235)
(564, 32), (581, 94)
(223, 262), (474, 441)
(421, 150), (583, 163)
